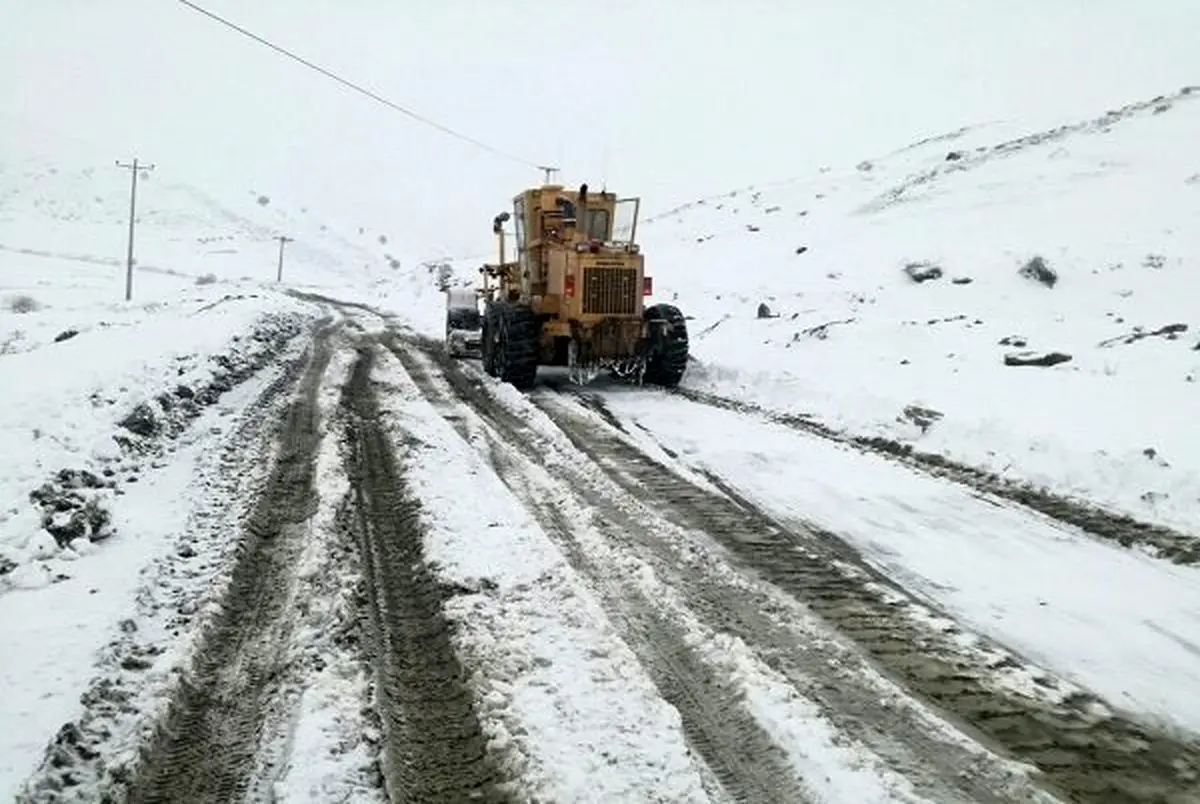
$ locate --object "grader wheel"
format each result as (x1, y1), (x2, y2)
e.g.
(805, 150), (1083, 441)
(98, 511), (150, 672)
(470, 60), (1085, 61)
(484, 303), (539, 389)
(643, 303), (689, 387)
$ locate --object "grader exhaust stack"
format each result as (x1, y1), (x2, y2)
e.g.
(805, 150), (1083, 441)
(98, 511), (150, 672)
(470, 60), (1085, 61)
(474, 177), (688, 390)
(493, 211), (510, 266)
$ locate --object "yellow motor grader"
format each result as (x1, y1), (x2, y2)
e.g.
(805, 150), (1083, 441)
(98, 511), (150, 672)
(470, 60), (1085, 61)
(478, 175), (687, 390)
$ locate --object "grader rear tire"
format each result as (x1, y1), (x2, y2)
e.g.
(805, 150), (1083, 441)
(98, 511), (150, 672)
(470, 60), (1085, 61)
(482, 305), (501, 377)
(643, 303), (688, 387)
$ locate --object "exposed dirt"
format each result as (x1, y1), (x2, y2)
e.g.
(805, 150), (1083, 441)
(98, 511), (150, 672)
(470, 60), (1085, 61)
(114, 311), (312, 453)
(673, 386), (1200, 565)
(340, 342), (514, 804)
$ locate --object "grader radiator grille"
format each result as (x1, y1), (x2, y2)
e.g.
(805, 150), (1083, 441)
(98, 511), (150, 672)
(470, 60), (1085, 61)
(582, 267), (638, 315)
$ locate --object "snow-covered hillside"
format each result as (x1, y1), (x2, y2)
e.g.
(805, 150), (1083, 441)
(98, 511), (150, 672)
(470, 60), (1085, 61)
(0, 156), (423, 297)
(643, 85), (1200, 535)
(0, 155), (436, 581)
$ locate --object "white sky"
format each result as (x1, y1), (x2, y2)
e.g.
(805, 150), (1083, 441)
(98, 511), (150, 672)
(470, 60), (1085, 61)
(4, 1), (1199, 258)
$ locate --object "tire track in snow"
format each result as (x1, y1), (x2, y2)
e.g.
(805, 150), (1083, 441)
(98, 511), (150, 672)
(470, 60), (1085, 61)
(388, 342), (811, 804)
(483, 437), (805, 804)
(120, 323), (336, 804)
(240, 342), (386, 803)
(533, 390), (1200, 804)
(401, 341), (1070, 804)
(15, 323), (324, 803)
(340, 343), (515, 804)
(670, 385), (1200, 566)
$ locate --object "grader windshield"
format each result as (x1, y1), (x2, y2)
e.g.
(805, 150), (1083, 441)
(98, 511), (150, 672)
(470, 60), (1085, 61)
(611, 197), (640, 244)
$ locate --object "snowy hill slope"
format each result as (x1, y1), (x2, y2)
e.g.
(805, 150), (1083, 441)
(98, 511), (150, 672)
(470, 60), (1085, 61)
(641, 86), (1200, 533)
(0, 156), (416, 297)
(0, 154), (438, 582)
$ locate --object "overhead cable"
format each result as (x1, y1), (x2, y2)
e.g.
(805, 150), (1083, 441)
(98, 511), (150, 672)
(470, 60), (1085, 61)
(175, 0), (540, 167)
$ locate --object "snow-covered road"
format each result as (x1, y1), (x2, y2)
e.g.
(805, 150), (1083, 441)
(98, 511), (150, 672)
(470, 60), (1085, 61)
(7, 304), (1200, 804)
(6, 17), (1200, 794)
(584, 384), (1200, 738)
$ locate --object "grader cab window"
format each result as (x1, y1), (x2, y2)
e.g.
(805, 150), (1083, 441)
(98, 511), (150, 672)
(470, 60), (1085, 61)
(585, 208), (610, 241)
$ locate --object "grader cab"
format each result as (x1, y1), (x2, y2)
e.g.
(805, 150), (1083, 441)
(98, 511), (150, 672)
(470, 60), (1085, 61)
(478, 176), (688, 390)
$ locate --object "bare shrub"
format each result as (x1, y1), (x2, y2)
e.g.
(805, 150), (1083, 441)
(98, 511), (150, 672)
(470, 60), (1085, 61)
(5, 294), (42, 314)
(1018, 256), (1058, 288)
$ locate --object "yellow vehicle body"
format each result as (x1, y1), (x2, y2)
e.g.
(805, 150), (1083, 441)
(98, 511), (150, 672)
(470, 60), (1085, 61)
(477, 179), (688, 390)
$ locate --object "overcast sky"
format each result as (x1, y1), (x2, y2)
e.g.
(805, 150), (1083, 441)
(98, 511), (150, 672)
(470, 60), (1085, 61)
(4, 1), (1199, 258)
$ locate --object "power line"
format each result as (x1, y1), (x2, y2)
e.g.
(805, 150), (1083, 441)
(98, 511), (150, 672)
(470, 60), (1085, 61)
(174, 0), (540, 168)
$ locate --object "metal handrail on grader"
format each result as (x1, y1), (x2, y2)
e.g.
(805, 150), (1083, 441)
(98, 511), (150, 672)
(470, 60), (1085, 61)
(475, 174), (688, 390)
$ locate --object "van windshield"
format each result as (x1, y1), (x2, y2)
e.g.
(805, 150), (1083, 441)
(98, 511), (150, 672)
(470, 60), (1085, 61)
(447, 308), (482, 330)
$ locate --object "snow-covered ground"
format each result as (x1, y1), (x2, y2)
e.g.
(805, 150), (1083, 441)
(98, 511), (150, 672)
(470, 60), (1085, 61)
(0, 156), (406, 796)
(370, 351), (718, 802)
(642, 86), (1200, 534)
(598, 389), (1200, 737)
(5, 3), (1200, 800)
(0, 156), (351, 578)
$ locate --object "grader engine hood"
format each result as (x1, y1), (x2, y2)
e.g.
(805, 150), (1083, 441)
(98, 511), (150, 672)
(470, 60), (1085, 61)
(564, 253), (647, 318)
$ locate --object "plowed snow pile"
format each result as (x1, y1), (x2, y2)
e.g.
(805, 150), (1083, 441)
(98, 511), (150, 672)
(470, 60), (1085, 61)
(644, 87), (1200, 532)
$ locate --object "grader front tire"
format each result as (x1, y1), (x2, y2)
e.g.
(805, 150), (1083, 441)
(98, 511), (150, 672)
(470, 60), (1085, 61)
(492, 304), (540, 390)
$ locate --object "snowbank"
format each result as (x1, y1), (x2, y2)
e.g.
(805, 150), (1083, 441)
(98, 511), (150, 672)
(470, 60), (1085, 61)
(0, 285), (318, 580)
(0, 354), (303, 800)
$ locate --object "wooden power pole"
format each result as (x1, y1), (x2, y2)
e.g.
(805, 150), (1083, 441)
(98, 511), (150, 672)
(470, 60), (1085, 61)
(275, 235), (294, 282)
(115, 158), (155, 301)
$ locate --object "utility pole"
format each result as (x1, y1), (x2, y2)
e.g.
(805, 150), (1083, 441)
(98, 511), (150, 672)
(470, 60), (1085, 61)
(275, 235), (293, 282)
(537, 165), (559, 185)
(115, 158), (155, 302)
